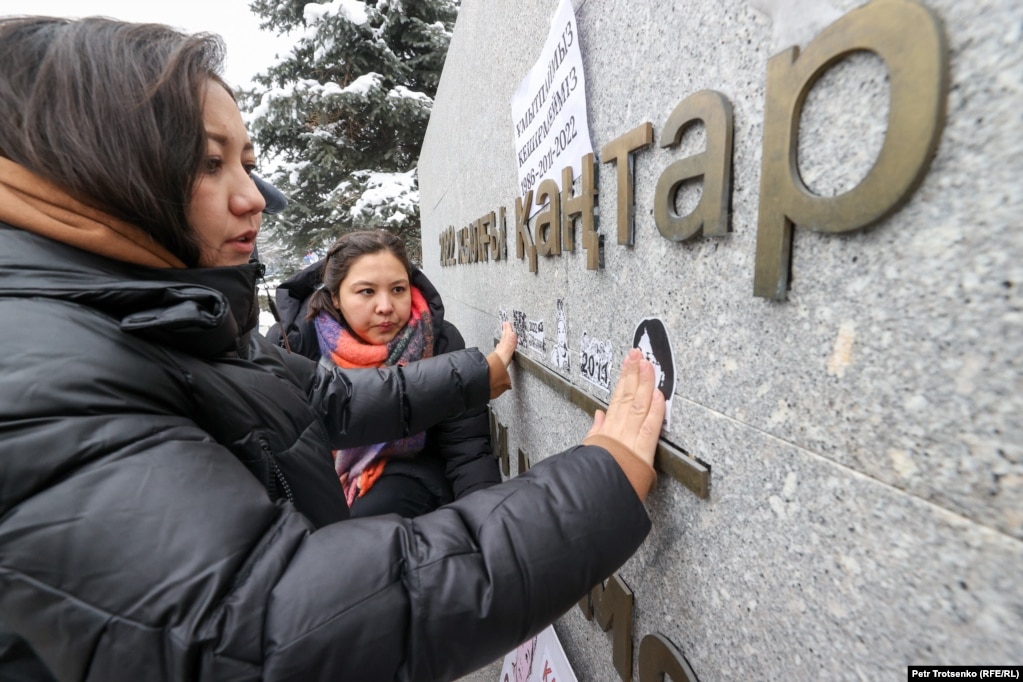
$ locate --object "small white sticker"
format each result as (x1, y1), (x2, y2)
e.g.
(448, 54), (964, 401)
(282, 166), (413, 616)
(549, 299), (570, 373)
(579, 331), (612, 392)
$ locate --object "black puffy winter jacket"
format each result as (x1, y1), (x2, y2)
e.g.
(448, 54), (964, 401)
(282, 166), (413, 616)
(0, 224), (652, 681)
(265, 258), (501, 500)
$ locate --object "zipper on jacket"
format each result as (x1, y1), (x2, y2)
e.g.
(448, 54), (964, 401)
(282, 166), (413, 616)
(261, 440), (294, 503)
(397, 368), (410, 437)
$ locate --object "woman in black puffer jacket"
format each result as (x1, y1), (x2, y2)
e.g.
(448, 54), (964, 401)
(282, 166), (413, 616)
(267, 230), (501, 518)
(0, 15), (664, 682)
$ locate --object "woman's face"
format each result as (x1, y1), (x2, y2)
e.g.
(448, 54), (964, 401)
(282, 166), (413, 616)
(333, 251), (412, 345)
(187, 80), (265, 267)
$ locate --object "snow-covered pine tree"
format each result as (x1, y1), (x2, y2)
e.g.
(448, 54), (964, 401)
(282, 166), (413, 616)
(242, 0), (459, 269)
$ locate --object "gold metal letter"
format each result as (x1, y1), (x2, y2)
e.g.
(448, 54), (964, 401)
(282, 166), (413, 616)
(476, 215), (491, 263)
(515, 191), (538, 273)
(654, 90), (733, 241)
(438, 229), (448, 267)
(601, 123), (653, 246)
(486, 209), (504, 262)
(494, 207), (507, 261)
(468, 220), (479, 263)
(534, 178), (562, 257)
(638, 634), (698, 682)
(458, 226), (470, 264)
(754, 0), (948, 299)
(517, 448), (530, 475)
(586, 574), (635, 682)
(562, 153), (600, 268)
(489, 410), (509, 477)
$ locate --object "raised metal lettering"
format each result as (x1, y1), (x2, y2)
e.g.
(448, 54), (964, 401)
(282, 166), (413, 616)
(489, 410), (509, 477)
(585, 574), (635, 682)
(654, 90), (733, 241)
(534, 178), (562, 257)
(562, 153), (600, 268)
(515, 190), (538, 273)
(638, 634), (698, 682)
(601, 123), (653, 246)
(754, 0), (948, 299)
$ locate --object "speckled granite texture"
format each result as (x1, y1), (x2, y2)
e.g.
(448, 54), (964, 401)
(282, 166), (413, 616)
(419, 0), (1023, 679)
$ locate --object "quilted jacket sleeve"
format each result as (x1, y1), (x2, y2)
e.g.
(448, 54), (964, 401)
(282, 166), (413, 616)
(4, 398), (646, 682)
(260, 332), (493, 450)
(315, 348), (491, 449)
(262, 446), (650, 681)
(428, 322), (502, 498)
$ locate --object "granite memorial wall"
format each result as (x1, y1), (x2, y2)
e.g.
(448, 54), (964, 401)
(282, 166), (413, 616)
(419, 0), (1022, 678)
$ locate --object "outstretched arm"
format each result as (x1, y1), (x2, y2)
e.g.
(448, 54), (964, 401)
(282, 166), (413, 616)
(263, 349), (666, 680)
(2, 324), (658, 682)
(583, 347), (666, 501)
(290, 323), (516, 450)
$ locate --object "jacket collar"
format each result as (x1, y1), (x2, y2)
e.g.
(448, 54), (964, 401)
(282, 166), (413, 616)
(0, 157), (185, 268)
(0, 224), (260, 357)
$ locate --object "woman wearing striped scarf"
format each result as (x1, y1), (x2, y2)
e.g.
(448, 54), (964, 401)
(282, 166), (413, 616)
(307, 229), (505, 517)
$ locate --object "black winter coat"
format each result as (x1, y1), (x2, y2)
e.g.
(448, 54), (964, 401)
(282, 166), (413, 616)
(265, 258), (501, 500)
(0, 224), (652, 681)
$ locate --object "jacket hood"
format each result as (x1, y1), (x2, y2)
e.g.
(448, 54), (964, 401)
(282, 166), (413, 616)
(0, 224), (261, 357)
(411, 265), (446, 330)
(273, 257), (325, 332)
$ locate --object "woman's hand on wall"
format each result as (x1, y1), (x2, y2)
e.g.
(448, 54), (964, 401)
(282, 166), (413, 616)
(579, 349), (664, 500)
(494, 321), (516, 367)
(487, 322), (517, 398)
(586, 348), (665, 470)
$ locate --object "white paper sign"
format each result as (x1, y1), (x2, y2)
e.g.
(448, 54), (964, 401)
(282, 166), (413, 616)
(510, 0), (593, 206)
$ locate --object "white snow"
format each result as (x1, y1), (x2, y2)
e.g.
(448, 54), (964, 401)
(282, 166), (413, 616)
(387, 85), (433, 104)
(348, 169), (419, 224)
(304, 0), (370, 27)
(344, 73), (383, 96)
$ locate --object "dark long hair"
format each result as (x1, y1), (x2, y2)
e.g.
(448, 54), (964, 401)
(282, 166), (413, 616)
(0, 16), (228, 266)
(306, 230), (414, 323)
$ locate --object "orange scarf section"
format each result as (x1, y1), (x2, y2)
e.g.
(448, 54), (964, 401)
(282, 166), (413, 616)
(0, 157), (185, 268)
(341, 460), (388, 506)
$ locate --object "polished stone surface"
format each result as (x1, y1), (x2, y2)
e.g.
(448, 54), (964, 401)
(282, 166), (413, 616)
(420, 0), (1023, 678)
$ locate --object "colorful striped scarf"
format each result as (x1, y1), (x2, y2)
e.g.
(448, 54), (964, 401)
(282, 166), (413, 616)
(314, 287), (435, 505)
